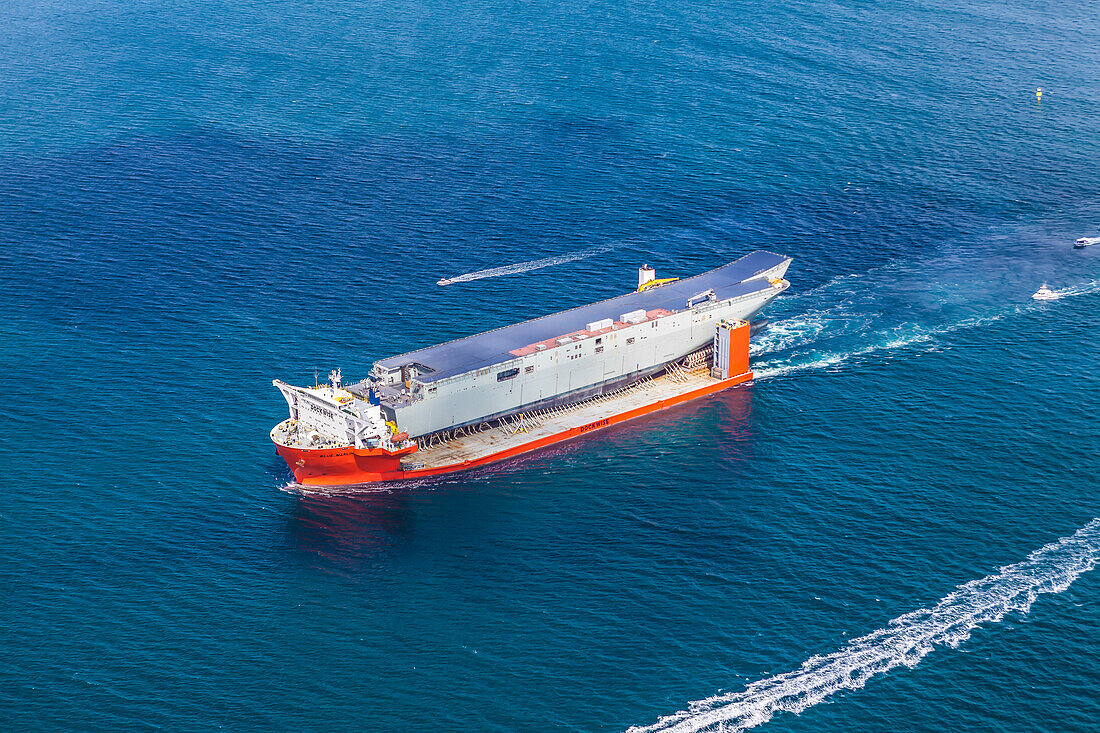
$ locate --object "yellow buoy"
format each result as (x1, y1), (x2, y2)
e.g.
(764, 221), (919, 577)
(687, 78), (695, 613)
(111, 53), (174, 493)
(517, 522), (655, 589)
(1036, 87), (1043, 102)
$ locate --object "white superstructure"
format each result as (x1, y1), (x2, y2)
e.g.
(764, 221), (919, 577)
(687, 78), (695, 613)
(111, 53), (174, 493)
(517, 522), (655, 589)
(271, 371), (411, 452)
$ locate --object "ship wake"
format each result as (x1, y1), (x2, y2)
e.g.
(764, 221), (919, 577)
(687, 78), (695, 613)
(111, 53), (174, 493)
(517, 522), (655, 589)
(751, 311), (1003, 380)
(627, 519), (1100, 733)
(748, 267), (1099, 381)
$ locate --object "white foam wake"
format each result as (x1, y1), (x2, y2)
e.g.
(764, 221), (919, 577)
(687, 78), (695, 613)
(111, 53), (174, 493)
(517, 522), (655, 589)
(749, 270), (1100, 381)
(750, 311), (1006, 381)
(627, 519), (1100, 733)
(437, 245), (609, 285)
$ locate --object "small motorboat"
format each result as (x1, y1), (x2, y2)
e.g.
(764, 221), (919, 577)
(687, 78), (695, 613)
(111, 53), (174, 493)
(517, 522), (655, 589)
(1032, 283), (1058, 300)
(1073, 236), (1100, 248)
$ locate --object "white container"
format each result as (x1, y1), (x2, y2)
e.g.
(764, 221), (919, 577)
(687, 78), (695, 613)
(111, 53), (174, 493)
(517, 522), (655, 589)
(619, 309), (648, 324)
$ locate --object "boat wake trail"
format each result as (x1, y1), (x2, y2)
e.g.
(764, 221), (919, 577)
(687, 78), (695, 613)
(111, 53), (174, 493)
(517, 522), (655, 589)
(751, 312), (1005, 380)
(628, 519), (1100, 733)
(747, 265), (1099, 381)
(437, 245), (610, 285)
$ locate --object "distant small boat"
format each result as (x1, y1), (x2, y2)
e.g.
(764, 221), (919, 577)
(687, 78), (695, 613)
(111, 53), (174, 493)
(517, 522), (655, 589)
(1074, 236), (1100, 248)
(1032, 283), (1058, 300)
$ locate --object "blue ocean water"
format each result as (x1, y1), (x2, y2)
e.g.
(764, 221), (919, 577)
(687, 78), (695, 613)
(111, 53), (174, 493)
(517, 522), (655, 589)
(2, 0), (1099, 730)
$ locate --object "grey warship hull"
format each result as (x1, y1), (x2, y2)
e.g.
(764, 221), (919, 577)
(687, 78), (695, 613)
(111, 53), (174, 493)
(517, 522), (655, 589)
(358, 251), (791, 439)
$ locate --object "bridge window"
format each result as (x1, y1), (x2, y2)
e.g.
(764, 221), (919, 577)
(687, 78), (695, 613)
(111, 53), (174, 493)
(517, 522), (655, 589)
(497, 368), (520, 382)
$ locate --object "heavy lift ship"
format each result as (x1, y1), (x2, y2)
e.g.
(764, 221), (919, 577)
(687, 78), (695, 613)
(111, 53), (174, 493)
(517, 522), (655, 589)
(271, 250), (791, 485)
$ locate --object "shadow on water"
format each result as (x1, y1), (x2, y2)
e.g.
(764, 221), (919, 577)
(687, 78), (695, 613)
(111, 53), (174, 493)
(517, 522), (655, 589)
(278, 380), (760, 568)
(286, 489), (416, 564)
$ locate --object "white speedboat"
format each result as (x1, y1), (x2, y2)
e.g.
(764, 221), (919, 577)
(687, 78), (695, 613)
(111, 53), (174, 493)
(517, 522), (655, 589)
(1032, 283), (1058, 300)
(1074, 236), (1100, 248)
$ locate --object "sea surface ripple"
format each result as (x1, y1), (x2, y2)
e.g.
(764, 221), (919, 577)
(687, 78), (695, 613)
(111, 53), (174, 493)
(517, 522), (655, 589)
(1, 0), (1099, 731)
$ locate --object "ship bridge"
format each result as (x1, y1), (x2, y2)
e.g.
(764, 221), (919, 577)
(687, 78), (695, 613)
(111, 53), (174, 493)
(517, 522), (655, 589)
(370, 250), (790, 385)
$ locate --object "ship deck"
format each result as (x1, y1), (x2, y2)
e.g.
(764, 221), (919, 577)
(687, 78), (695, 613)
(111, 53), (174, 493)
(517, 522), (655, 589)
(374, 250), (790, 383)
(400, 361), (749, 474)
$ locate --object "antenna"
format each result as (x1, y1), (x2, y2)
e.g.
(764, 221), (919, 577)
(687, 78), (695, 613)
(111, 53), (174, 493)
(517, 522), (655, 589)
(314, 368), (319, 388)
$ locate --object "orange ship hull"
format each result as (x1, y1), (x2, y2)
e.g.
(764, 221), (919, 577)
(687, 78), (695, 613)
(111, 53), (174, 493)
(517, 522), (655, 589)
(276, 370), (752, 486)
(275, 442), (418, 485)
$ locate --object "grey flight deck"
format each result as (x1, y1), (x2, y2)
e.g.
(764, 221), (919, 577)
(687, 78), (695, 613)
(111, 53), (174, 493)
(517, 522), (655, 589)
(374, 250), (790, 383)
